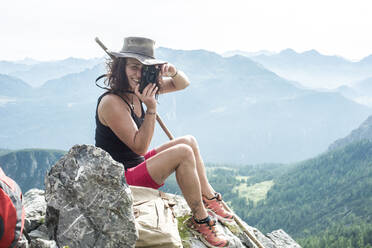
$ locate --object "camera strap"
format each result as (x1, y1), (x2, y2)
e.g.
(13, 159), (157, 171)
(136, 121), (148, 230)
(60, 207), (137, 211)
(95, 74), (137, 97)
(95, 74), (110, 91)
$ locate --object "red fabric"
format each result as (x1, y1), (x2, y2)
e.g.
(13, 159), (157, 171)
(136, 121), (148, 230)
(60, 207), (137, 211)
(144, 148), (157, 160)
(0, 189), (16, 248)
(125, 149), (163, 189)
(0, 167), (25, 248)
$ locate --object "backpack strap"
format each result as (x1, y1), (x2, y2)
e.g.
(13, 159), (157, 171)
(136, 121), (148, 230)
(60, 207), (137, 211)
(159, 191), (176, 219)
(0, 216), (4, 240)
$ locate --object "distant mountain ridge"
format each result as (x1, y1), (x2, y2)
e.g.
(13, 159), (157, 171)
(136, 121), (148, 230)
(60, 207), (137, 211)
(0, 57), (103, 87)
(228, 48), (372, 90)
(222, 50), (275, 57)
(0, 74), (34, 97)
(334, 77), (372, 107)
(328, 114), (372, 151)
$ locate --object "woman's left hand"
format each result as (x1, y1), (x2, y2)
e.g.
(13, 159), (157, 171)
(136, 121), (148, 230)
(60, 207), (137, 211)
(134, 83), (158, 111)
(161, 63), (177, 78)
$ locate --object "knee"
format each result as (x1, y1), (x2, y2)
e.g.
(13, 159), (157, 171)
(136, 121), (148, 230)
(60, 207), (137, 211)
(174, 144), (195, 164)
(179, 135), (198, 149)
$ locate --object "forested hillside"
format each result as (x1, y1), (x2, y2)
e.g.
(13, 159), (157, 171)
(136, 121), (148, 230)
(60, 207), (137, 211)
(297, 223), (372, 248)
(242, 140), (372, 247)
(0, 148), (66, 192)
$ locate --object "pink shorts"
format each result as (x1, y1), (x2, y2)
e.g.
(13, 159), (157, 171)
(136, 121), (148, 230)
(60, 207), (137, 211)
(124, 149), (164, 189)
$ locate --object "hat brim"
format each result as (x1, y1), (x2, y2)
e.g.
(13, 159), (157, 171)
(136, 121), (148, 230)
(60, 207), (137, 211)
(109, 51), (166, 65)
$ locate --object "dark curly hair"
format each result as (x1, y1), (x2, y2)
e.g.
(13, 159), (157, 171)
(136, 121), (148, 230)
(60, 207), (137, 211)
(104, 58), (130, 94)
(102, 57), (162, 96)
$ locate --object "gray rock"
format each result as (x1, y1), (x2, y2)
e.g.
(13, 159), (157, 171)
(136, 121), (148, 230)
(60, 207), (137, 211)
(16, 236), (30, 248)
(266, 229), (302, 248)
(30, 239), (58, 248)
(21, 189), (57, 248)
(44, 144), (137, 248)
(23, 189), (47, 232)
(29, 225), (49, 240)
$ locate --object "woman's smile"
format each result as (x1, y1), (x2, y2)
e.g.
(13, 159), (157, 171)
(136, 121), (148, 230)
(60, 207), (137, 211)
(126, 58), (143, 89)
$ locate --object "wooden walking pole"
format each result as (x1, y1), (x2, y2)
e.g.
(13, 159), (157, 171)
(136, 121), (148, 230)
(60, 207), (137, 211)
(221, 201), (266, 248)
(156, 114), (174, 140)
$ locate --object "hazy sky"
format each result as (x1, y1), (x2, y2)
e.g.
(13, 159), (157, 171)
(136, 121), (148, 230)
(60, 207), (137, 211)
(1, 0), (371, 61)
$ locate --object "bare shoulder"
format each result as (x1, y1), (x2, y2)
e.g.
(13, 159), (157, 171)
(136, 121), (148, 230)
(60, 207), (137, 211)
(99, 93), (128, 110)
(98, 93), (131, 125)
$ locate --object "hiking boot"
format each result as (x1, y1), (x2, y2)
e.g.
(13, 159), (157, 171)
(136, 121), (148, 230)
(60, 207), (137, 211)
(186, 215), (229, 248)
(203, 193), (234, 224)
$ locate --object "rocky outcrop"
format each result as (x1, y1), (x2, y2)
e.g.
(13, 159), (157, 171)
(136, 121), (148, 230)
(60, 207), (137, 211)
(16, 189), (57, 248)
(17, 144), (301, 248)
(45, 145), (137, 248)
(266, 230), (301, 248)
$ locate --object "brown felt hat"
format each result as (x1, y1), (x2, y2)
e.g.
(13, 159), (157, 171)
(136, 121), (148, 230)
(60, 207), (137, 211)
(109, 37), (166, 65)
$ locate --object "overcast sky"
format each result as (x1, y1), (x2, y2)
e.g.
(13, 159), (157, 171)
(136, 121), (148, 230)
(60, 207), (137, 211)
(1, 0), (371, 61)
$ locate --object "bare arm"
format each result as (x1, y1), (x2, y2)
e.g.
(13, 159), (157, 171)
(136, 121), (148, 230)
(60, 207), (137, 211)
(158, 63), (190, 94)
(98, 84), (158, 155)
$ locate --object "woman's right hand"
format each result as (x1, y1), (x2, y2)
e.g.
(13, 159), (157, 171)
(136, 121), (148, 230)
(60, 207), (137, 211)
(134, 83), (158, 111)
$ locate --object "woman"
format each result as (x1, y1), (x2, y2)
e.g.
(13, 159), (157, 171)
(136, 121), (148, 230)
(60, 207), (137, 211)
(95, 37), (232, 247)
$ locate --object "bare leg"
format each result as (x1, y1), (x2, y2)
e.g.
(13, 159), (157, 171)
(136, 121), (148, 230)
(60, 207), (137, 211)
(154, 135), (215, 198)
(146, 144), (208, 220)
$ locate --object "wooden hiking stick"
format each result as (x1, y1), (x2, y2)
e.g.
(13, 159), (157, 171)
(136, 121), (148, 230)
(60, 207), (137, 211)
(94, 37), (174, 140)
(156, 114), (174, 140)
(221, 201), (266, 248)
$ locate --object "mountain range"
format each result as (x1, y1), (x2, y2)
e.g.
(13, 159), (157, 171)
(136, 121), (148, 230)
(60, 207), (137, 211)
(335, 76), (372, 107)
(1, 48), (372, 164)
(225, 49), (372, 90)
(0, 57), (103, 87)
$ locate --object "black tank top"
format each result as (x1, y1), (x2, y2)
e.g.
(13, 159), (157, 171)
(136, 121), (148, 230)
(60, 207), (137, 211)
(95, 91), (145, 170)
